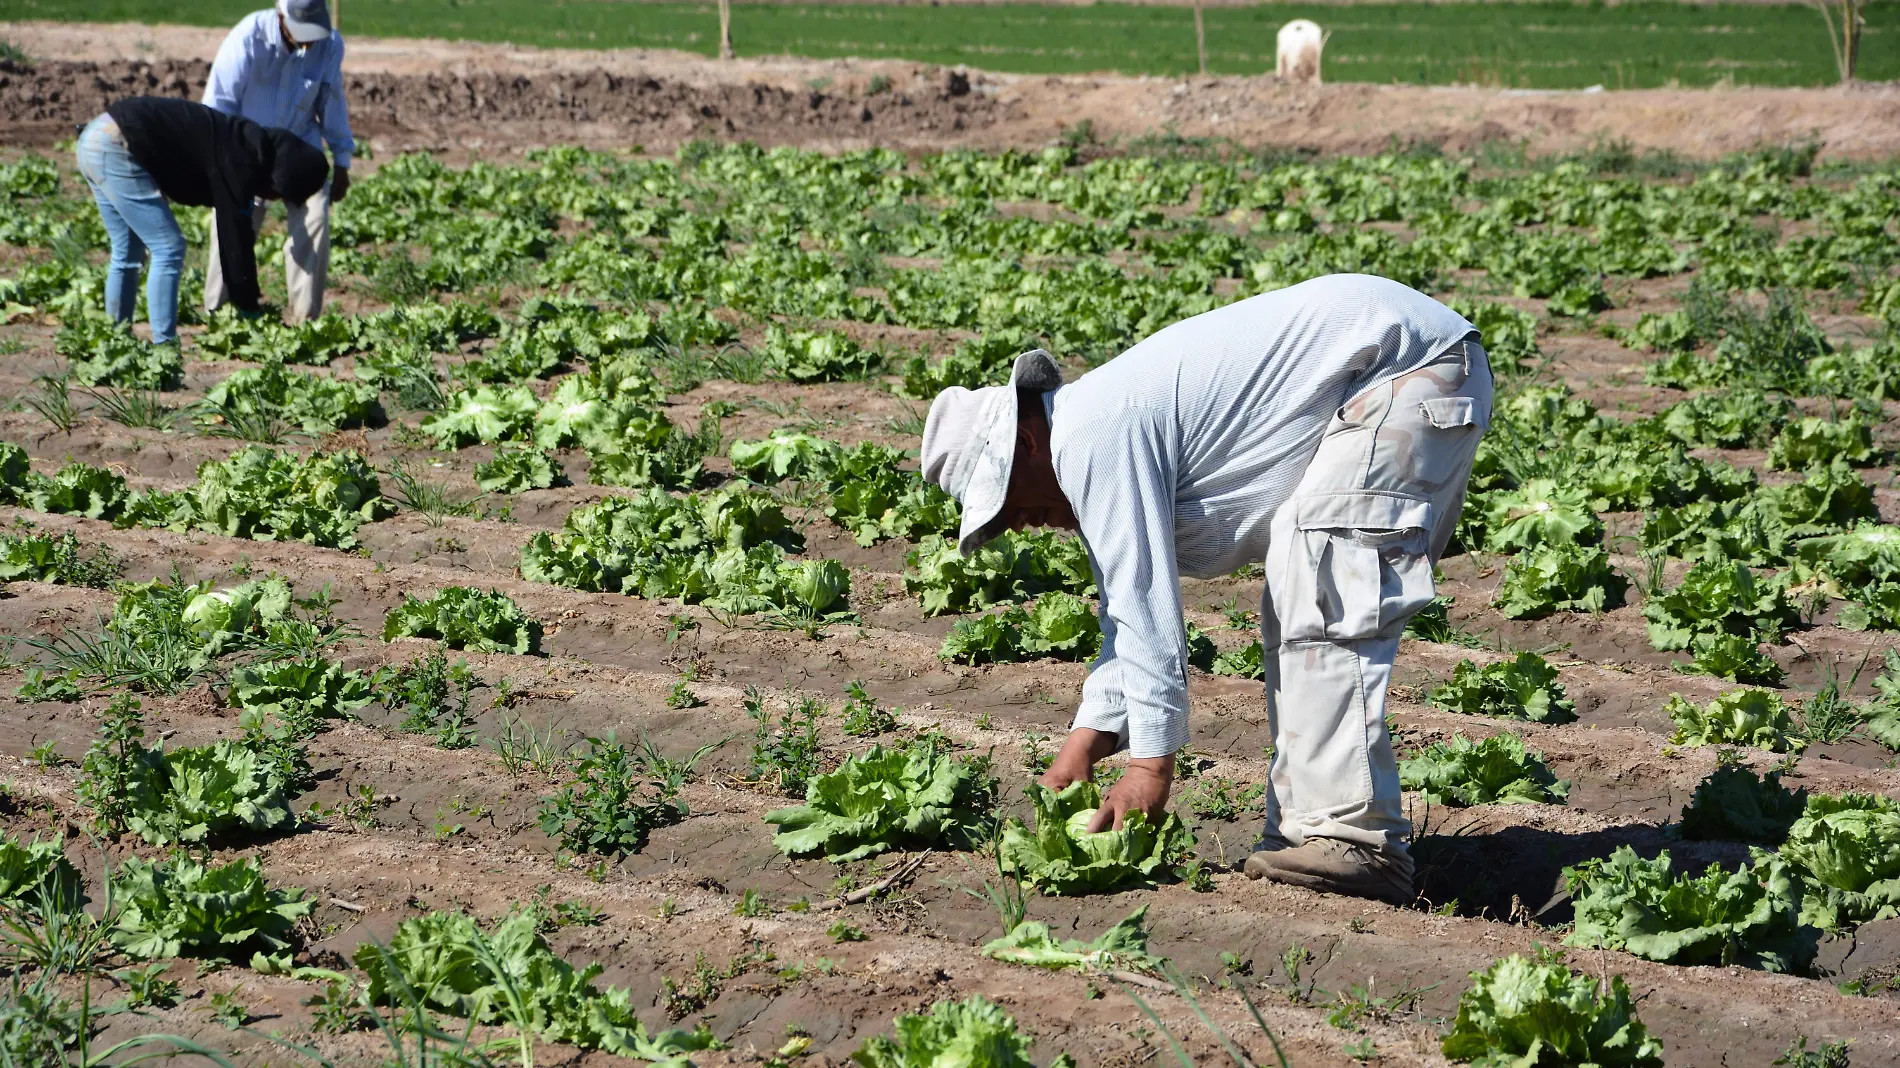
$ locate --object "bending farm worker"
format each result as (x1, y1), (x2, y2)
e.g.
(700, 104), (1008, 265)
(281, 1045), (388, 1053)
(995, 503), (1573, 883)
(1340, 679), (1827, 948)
(74, 98), (329, 345)
(202, 0), (353, 323)
(919, 273), (1492, 905)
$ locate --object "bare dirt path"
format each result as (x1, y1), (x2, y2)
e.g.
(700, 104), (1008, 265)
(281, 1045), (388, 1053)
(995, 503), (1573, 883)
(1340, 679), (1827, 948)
(4, 20), (1900, 159)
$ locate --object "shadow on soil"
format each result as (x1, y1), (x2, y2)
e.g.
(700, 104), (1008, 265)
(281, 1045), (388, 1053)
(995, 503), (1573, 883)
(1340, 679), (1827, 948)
(1411, 821), (1750, 923)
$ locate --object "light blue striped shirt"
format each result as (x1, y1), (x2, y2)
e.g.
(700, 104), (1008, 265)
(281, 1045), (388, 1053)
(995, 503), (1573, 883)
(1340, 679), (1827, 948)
(203, 10), (354, 168)
(1050, 274), (1476, 758)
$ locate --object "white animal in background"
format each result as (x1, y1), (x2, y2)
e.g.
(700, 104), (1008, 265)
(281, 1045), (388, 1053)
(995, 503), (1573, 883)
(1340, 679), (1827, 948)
(1277, 19), (1325, 85)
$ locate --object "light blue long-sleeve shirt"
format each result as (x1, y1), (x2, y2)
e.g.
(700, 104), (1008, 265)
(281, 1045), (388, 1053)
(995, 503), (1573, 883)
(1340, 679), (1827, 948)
(203, 9), (354, 169)
(1049, 274), (1476, 759)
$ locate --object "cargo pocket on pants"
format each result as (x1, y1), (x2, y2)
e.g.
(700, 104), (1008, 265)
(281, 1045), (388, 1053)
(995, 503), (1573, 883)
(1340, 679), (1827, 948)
(1275, 491), (1438, 643)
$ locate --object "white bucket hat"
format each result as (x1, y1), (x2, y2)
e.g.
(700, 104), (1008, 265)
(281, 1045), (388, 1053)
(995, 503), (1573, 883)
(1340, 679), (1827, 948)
(278, 0), (333, 43)
(919, 349), (1064, 556)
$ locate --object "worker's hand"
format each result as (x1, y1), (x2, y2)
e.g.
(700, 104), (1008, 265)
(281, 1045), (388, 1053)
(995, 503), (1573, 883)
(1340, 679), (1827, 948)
(330, 167), (350, 203)
(1087, 757), (1174, 833)
(1038, 727), (1119, 792)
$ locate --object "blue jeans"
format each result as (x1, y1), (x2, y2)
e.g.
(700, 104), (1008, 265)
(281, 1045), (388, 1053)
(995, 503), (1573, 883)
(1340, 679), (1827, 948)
(74, 114), (185, 345)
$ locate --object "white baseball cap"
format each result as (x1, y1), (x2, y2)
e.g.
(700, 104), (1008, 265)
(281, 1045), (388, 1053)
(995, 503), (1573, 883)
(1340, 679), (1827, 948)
(278, 0), (333, 43)
(919, 349), (1064, 556)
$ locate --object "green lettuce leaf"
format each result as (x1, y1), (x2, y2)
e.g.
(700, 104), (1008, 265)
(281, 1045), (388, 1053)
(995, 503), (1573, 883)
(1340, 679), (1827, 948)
(997, 781), (1195, 895)
(1398, 732), (1568, 807)
(111, 854), (311, 972)
(1779, 792), (1900, 931)
(765, 740), (996, 862)
(1440, 953), (1664, 1067)
(1563, 846), (1817, 973)
(1428, 653), (1578, 724)
(980, 906), (1160, 973)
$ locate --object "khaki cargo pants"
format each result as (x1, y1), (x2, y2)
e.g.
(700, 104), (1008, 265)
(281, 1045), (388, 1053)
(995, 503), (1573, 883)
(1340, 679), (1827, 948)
(1260, 340), (1492, 852)
(203, 179), (331, 323)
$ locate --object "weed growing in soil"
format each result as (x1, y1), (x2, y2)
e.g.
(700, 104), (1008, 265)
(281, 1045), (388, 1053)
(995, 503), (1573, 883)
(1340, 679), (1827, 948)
(1183, 777), (1266, 821)
(537, 733), (720, 857)
(1774, 1037), (1852, 1068)
(376, 649), (481, 746)
(492, 711), (570, 777)
(1403, 596), (1488, 647)
(747, 687), (824, 796)
(840, 679), (898, 736)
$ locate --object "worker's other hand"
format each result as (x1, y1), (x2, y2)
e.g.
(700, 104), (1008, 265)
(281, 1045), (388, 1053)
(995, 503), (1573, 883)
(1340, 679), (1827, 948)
(1038, 727), (1119, 792)
(329, 167), (350, 203)
(1087, 757), (1173, 832)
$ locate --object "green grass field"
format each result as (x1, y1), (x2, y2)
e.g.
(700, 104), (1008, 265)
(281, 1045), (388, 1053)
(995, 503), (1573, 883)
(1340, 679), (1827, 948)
(1, 0), (1893, 88)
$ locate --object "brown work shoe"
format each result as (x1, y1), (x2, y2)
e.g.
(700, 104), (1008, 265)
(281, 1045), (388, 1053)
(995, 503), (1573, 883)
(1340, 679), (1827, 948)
(1242, 837), (1415, 906)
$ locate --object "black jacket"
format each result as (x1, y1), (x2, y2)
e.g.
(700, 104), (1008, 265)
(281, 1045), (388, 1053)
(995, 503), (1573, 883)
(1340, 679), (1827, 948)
(105, 96), (328, 311)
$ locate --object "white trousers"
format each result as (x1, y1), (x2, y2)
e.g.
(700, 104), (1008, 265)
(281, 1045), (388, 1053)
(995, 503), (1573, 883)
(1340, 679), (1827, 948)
(1260, 341), (1493, 851)
(203, 180), (331, 323)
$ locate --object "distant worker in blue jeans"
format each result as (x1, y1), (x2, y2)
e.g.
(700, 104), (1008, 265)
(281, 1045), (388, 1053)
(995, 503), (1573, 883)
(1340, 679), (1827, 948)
(75, 96), (329, 345)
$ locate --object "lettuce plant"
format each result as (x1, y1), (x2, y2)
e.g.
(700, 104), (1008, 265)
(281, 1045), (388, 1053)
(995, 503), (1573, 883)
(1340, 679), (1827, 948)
(0, 529), (121, 587)
(1563, 846), (1817, 973)
(383, 586), (543, 655)
(1478, 478), (1603, 552)
(1765, 415), (1875, 471)
(111, 854), (311, 972)
(905, 531), (1094, 615)
(997, 781), (1194, 895)
(520, 486), (796, 596)
(939, 592), (1100, 665)
(1641, 558), (1795, 651)
(475, 443), (562, 492)
(766, 740), (996, 862)
(1210, 640), (1264, 680)
(1440, 952), (1664, 1067)
(0, 832), (84, 913)
(1429, 653), (1578, 724)
(1665, 690), (1801, 752)
(1493, 543), (1626, 619)
(728, 430), (840, 483)
(420, 384), (538, 447)
(760, 325), (879, 382)
(853, 995), (1064, 1068)
(57, 317), (181, 388)
(228, 656), (374, 724)
(196, 362), (378, 433)
(823, 442), (960, 546)
(23, 462), (128, 520)
(981, 906), (1160, 973)
(1778, 793), (1900, 931)
(356, 909), (717, 1059)
(118, 446), (393, 549)
(1398, 732), (1568, 807)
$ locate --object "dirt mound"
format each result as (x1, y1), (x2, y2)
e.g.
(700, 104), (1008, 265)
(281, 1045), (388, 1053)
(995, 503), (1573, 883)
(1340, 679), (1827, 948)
(0, 57), (1013, 153)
